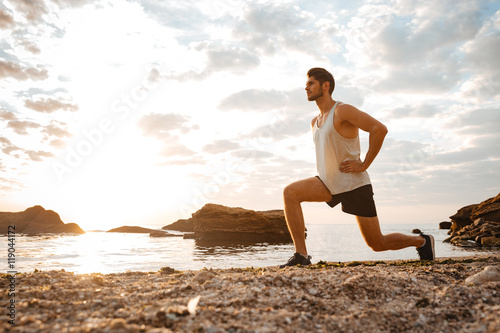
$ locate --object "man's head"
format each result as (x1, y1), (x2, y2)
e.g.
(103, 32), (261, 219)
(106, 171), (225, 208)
(306, 68), (335, 101)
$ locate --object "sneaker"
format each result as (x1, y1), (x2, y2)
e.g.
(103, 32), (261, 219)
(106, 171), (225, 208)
(279, 253), (312, 268)
(417, 233), (435, 260)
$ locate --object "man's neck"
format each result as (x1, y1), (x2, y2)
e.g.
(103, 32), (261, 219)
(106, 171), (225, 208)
(315, 96), (336, 115)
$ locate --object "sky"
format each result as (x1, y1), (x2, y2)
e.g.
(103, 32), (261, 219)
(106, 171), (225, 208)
(0, 0), (499, 231)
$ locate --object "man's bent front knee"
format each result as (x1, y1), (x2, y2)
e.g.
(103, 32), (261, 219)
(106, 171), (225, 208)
(283, 183), (300, 203)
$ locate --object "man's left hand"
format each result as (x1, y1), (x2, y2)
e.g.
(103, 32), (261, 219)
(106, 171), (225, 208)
(339, 160), (366, 173)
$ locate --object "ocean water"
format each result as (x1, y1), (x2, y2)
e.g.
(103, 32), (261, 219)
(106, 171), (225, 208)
(1, 224), (497, 274)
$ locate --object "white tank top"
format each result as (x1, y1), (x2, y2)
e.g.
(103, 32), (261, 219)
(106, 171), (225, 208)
(312, 101), (371, 195)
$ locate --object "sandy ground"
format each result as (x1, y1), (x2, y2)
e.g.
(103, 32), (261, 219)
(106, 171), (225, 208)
(1, 255), (499, 333)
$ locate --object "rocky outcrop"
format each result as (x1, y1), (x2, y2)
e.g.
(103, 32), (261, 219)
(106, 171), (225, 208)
(445, 192), (500, 248)
(107, 226), (161, 233)
(163, 204), (292, 243)
(0, 206), (85, 235)
(162, 218), (194, 232)
(439, 221), (452, 230)
(106, 226), (181, 238)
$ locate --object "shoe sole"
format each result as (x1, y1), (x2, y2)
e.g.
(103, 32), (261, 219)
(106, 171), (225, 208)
(428, 234), (435, 260)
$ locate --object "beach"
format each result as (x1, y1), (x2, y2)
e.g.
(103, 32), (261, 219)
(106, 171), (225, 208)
(2, 255), (499, 333)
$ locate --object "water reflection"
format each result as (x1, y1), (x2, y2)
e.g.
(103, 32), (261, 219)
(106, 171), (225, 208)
(193, 238), (291, 257)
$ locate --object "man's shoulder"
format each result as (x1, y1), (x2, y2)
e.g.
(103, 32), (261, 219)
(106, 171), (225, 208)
(335, 102), (359, 119)
(310, 115), (319, 127)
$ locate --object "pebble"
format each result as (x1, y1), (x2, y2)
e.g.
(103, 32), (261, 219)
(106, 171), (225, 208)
(465, 266), (500, 285)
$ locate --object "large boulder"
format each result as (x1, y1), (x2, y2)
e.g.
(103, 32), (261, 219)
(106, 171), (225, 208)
(449, 192), (500, 232)
(162, 218), (194, 232)
(107, 226), (181, 238)
(107, 226), (160, 233)
(0, 206), (85, 235)
(471, 192), (500, 221)
(445, 193), (500, 248)
(439, 221), (452, 230)
(165, 204), (292, 243)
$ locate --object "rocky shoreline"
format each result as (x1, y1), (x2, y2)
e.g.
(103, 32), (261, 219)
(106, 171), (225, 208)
(1, 255), (499, 333)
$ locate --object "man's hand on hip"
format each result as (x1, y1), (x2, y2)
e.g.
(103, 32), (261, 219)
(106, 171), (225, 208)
(339, 160), (366, 173)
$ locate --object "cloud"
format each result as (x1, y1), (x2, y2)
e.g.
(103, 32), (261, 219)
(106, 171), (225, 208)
(231, 149), (273, 160)
(219, 88), (307, 112)
(25, 150), (54, 161)
(0, 8), (14, 29)
(0, 137), (21, 155)
(18, 38), (42, 54)
(345, 1), (484, 94)
(380, 104), (441, 119)
(138, 0), (208, 32)
(444, 107), (500, 136)
(161, 142), (195, 157)
(0, 110), (16, 120)
(233, 3), (341, 58)
(246, 116), (311, 142)
(138, 113), (196, 139)
(203, 140), (241, 154)
(196, 42), (260, 75)
(138, 113), (199, 160)
(9, 0), (48, 23)
(160, 155), (207, 166)
(218, 89), (290, 111)
(0, 60), (49, 81)
(16, 87), (69, 98)
(50, 0), (95, 9)
(42, 122), (71, 139)
(0, 176), (23, 192)
(460, 12), (500, 100)
(24, 97), (78, 113)
(6, 120), (40, 135)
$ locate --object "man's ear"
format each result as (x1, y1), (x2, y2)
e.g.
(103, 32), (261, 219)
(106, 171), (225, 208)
(322, 81), (330, 92)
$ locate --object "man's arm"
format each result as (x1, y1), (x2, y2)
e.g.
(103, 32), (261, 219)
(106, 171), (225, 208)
(337, 104), (388, 173)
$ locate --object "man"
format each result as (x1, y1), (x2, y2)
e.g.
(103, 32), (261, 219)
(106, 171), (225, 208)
(280, 67), (434, 268)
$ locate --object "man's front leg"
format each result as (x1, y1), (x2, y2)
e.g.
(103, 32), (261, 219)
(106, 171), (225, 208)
(282, 177), (332, 256)
(283, 197), (308, 255)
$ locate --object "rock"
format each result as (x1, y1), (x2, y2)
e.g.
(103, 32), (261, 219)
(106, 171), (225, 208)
(481, 237), (500, 247)
(450, 193), (500, 232)
(192, 270), (215, 283)
(0, 206), (85, 235)
(474, 218), (485, 226)
(187, 295), (201, 315)
(465, 266), (500, 285)
(109, 318), (127, 329)
(107, 226), (162, 234)
(470, 192), (500, 221)
(450, 204), (477, 231)
(439, 221), (452, 229)
(149, 230), (182, 238)
(163, 218), (194, 232)
(184, 204), (292, 243)
(412, 229), (421, 234)
(447, 193), (500, 249)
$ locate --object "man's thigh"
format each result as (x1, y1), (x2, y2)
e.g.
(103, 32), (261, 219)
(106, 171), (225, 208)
(285, 177), (332, 202)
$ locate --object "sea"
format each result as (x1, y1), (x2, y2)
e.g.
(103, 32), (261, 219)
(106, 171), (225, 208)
(2, 224), (496, 274)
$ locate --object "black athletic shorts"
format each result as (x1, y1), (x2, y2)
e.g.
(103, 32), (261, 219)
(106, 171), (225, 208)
(316, 176), (377, 217)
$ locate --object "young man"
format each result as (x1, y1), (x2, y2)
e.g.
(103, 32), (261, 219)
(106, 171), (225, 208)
(280, 67), (435, 268)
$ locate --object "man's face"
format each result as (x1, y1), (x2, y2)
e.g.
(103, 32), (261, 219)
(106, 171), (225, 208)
(305, 76), (323, 101)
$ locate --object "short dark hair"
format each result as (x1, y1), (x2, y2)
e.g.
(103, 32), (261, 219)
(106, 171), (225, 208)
(307, 67), (335, 95)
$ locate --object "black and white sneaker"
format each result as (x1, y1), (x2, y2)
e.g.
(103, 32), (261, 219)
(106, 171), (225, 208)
(417, 233), (435, 260)
(279, 253), (312, 268)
